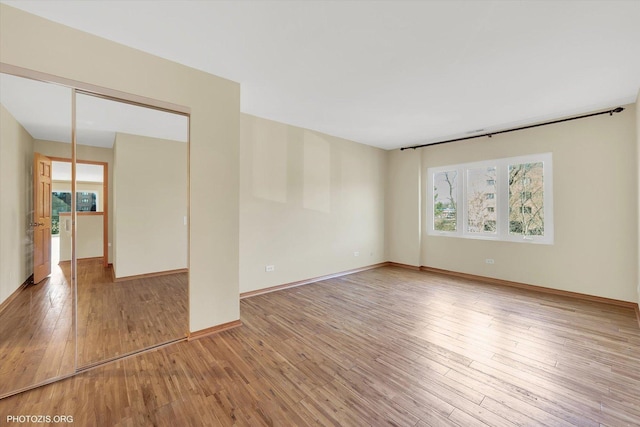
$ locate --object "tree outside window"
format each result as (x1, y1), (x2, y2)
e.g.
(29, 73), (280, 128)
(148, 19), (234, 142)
(509, 162), (544, 236)
(433, 170), (457, 232)
(466, 167), (497, 234)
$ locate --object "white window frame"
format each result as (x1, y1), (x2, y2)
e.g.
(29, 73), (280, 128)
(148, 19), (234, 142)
(428, 168), (462, 237)
(427, 152), (554, 244)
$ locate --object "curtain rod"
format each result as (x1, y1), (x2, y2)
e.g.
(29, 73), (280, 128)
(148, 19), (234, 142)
(399, 106), (625, 151)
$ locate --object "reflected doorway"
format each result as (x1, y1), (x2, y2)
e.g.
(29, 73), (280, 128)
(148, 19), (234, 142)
(50, 159), (108, 269)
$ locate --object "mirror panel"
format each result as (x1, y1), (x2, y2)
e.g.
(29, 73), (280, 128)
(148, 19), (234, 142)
(0, 73), (74, 396)
(75, 93), (189, 367)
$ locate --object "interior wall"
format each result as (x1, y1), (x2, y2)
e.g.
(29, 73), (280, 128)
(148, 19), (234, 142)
(113, 132), (187, 278)
(409, 104), (637, 302)
(385, 148), (421, 267)
(34, 140), (113, 262)
(239, 114), (386, 293)
(0, 104), (33, 305)
(1, 4), (240, 331)
(58, 213), (103, 261)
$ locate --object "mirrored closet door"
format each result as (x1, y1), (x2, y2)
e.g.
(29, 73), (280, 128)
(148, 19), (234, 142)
(0, 67), (190, 397)
(0, 72), (74, 396)
(75, 92), (189, 368)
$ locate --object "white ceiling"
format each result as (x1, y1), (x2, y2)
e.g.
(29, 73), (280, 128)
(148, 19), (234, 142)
(3, 0), (640, 150)
(0, 72), (72, 143)
(0, 73), (188, 148)
(75, 93), (188, 147)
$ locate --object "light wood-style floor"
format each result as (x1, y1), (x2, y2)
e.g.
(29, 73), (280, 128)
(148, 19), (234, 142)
(0, 259), (188, 396)
(1, 266), (639, 426)
(77, 259), (188, 367)
(0, 263), (74, 397)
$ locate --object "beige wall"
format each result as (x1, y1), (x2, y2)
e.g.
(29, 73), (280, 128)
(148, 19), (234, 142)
(385, 148), (422, 266)
(113, 133), (187, 278)
(1, 4), (240, 331)
(388, 105), (637, 302)
(0, 104), (34, 304)
(239, 114), (386, 293)
(58, 213), (103, 261)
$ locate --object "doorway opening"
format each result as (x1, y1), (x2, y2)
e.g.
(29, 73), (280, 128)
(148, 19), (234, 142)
(49, 158), (108, 269)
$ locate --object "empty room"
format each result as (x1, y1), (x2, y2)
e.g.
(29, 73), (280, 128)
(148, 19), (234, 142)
(0, 1), (639, 426)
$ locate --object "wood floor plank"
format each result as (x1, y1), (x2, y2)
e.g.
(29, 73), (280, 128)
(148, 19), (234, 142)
(1, 266), (639, 426)
(0, 263), (74, 396)
(0, 259), (188, 398)
(444, 368), (576, 427)
(76, 259), (188, 367)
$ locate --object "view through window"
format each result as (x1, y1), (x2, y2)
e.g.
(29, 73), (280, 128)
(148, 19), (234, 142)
(51, 192), (98, 234)
(427, 153), (553, 244)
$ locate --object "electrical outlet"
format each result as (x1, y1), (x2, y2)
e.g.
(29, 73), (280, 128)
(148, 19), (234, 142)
(354, 251), (360, 257)
(485, 259), (495, 264)
(265, 265), (275, 272)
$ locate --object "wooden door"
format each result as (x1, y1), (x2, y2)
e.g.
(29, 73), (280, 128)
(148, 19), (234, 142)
(33, 153), (53, 283)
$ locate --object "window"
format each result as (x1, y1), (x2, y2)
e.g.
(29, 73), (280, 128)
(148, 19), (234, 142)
(509, 162), (544, 236)
(51, 191), (99, 233)
(427, 153), (553, 244)
(466, 167), (497, 235)
(432, 170), (458, 232)
(52, 191), (98, 212)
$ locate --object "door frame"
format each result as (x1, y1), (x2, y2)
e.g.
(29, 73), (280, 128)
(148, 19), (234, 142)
(50, 157), (109, 268)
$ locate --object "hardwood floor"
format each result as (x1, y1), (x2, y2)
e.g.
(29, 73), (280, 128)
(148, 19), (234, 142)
(76, 259), (188, 367)
(0, 259), (188, 397)
(0, 263), (74, 397)
(1, 266), (639, 426)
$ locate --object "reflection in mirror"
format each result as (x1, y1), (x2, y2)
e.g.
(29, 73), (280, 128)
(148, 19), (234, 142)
(54, 161), (106, 267)
(0, 73), (74, 397)
(75, 92), (189, 368)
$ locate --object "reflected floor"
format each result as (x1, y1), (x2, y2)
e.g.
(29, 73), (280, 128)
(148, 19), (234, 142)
(0, 262), (74, 397)
(0, 257), (188, 397)
(77, 259), (188, 367)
